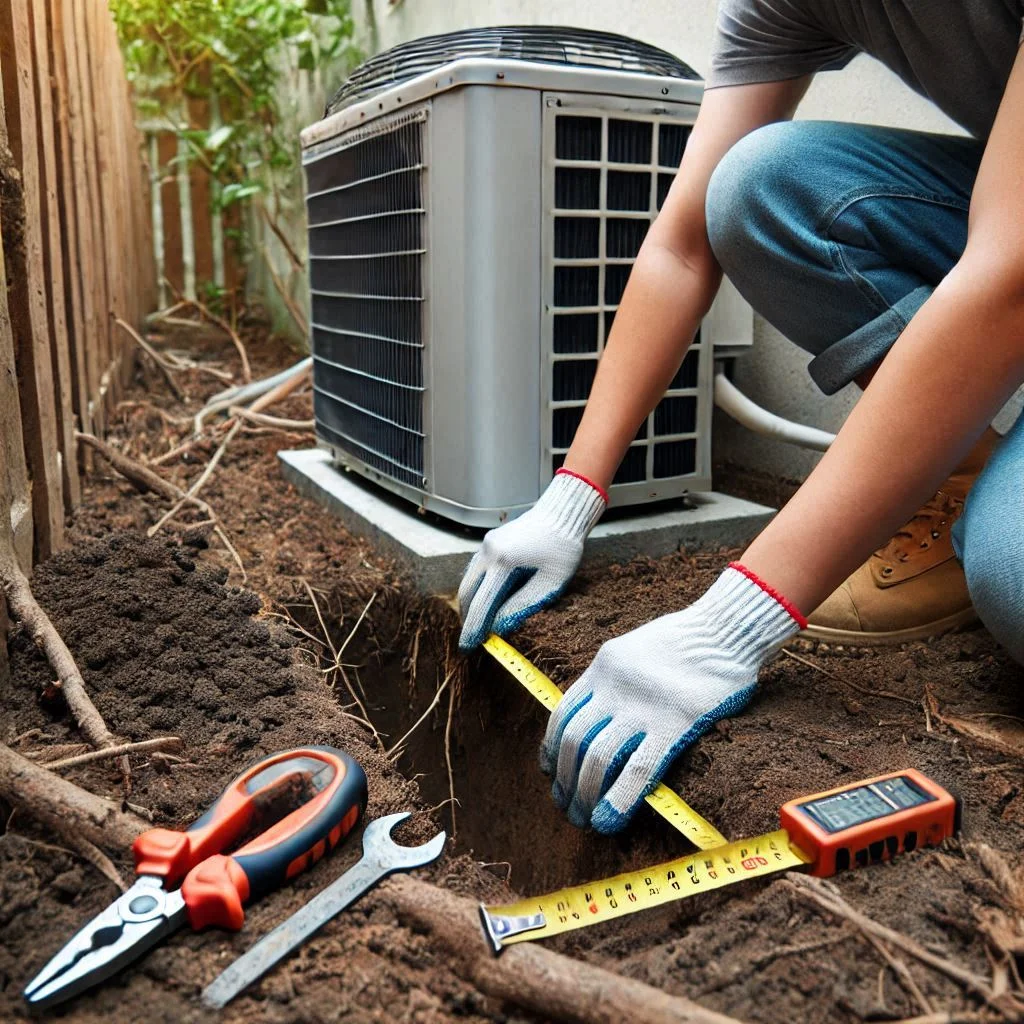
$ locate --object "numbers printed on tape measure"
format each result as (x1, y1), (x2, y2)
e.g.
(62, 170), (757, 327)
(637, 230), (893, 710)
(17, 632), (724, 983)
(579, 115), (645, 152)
(482, 635), (727, 850)
(481, 830), (811, 948)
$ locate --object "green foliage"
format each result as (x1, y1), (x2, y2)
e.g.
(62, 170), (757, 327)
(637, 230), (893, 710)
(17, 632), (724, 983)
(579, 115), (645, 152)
(111, 0), (360, 281)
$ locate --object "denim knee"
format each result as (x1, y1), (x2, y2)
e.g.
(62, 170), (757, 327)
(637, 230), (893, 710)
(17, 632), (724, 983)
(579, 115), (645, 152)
(955, 435), (1024, 665)
(705, 121), (801, 277)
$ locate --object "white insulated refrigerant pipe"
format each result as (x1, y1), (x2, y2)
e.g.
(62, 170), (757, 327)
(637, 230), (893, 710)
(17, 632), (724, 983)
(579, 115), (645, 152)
(713, 371), (836, 452)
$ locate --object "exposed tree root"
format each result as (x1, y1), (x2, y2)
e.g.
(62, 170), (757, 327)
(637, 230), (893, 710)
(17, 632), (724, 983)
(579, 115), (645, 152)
(385, 875), (744, 1024)
(0, 543), (123, 774)
(0, 741), (148, 853)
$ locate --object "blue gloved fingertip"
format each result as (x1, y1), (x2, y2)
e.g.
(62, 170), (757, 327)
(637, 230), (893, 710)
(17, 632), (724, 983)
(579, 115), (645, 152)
(552, 780), (569, 810)
(591, 798), (635, 835)
(492, 583), (568, 637)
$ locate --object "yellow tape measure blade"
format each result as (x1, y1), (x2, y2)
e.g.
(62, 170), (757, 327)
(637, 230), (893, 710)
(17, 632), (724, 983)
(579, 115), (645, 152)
(482, 830), (811, 949)
(483, 634), (726, 849)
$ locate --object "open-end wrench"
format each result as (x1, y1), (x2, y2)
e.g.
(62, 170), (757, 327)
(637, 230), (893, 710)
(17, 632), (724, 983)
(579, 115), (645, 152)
(202, 812), (446, 1009)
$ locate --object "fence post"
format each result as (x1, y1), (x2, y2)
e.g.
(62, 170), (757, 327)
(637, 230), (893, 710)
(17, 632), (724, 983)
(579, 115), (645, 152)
(0, 0), (66, 558)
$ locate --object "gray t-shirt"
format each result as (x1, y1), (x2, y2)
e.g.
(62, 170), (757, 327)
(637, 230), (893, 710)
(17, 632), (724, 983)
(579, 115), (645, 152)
(706, 0), (1024, 138)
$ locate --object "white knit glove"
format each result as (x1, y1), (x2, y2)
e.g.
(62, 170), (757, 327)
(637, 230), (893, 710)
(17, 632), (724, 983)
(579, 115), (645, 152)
(458, 470), (607, 650)
(540, 564), (806, 833)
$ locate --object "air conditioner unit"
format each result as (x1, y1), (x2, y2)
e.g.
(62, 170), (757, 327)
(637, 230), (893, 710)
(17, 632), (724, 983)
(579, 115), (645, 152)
(301, 26), (752, 529)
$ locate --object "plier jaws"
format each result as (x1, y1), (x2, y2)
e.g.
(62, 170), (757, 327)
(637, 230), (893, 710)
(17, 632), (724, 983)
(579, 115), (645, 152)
(23, 877), (186, 1008)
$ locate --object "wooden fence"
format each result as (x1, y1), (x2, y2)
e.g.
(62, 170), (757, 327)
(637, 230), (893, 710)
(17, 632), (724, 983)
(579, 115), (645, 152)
(0, 0), (155, 570)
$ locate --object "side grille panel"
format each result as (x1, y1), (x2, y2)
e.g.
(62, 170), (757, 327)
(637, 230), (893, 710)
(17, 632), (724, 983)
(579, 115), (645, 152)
(305, 109), (428, 491)
(543, 100), (701, 493)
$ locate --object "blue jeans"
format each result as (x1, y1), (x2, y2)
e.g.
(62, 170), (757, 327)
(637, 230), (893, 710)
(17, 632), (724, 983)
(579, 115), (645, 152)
(705, 121), (1024, 664)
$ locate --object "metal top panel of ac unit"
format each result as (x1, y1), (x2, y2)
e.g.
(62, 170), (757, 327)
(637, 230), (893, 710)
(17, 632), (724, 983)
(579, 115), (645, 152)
(303, 26), (705, 155)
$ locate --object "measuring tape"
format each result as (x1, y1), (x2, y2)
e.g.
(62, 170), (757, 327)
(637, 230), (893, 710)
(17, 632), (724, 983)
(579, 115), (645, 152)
(480, 768), (959, 951)
(483, 634), (727, 850)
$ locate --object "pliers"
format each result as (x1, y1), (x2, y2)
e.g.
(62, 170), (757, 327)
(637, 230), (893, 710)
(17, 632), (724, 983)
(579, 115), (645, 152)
(23, 746), (368, 1009)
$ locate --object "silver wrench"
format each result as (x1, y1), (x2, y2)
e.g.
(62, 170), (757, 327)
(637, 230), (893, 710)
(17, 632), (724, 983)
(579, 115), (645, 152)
(201, 812), (446, 1008)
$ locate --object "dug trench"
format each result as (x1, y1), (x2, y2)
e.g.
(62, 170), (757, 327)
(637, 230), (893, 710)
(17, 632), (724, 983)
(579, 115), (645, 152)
(2, 326), (1024, 1022)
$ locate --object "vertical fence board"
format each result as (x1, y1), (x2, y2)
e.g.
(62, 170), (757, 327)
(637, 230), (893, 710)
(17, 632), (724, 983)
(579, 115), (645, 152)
(60, 0), (101, 431)
(74, 0), (113, 414)
(29, 0), (79, 507)
(0, 0), (65, 558)
(46, 0), (90, 443)
(0, 171), (33, 571)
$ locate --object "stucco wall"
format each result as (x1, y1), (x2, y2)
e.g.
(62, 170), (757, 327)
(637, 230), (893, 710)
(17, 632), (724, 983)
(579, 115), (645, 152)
(361, 1), (1006, 481)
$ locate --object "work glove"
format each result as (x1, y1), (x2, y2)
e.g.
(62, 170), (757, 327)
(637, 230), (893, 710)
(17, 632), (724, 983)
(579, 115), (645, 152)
(458, 469), (607, 650)
(540, 563), (806, 834)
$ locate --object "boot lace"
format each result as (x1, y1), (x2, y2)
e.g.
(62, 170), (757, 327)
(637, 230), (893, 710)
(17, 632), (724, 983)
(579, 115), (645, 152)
(875, 491), (962, 565)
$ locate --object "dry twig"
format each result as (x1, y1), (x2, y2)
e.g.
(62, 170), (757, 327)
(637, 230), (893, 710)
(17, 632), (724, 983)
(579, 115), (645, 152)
(148, 420), (242, 535)
(782, 649), (920, 705)
(785, 875), (996, 1003)
(862, 931), (935, 1016)
(387, 670), (455, 761)
(444, 682), (458, 837)
(43, 737), (182, 771)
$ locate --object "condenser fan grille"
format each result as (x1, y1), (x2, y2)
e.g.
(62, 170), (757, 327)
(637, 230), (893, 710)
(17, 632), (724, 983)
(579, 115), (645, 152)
(305, 110), (428, 489)
(326, 26), (698, 114)
(545, 108), (700, 487)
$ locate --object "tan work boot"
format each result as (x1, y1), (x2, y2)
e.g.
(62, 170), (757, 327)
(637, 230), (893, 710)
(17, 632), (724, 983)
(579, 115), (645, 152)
(804, 427), (1001, 645)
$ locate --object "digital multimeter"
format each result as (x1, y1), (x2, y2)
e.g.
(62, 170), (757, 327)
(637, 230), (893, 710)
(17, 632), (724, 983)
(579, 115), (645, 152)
(780, 768), (960, 877)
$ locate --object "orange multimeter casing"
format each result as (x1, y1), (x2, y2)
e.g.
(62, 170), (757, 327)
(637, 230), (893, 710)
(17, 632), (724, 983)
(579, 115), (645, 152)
(779, 768), (960, 878)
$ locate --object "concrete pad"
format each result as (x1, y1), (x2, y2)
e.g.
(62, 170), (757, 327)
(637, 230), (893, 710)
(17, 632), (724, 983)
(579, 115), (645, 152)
(279, 448), (775, 594)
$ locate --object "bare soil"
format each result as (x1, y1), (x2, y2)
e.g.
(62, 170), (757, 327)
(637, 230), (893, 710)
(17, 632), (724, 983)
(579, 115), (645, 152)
(2, 321), (1023, 1023)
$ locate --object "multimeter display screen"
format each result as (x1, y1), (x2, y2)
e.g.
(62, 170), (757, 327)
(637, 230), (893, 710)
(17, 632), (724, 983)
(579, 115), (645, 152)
(798, 776), (935, 834)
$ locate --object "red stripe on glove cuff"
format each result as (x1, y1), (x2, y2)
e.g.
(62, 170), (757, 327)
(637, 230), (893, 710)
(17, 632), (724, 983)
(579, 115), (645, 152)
(728, 562), (809, 629)
(555, 468), (609, 505)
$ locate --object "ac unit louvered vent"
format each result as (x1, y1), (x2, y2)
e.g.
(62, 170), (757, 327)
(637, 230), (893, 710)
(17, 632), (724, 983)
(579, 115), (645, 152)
(306, 110), (428, 490)
(326, 26), (698, 115)
(545, 105), (701, 488)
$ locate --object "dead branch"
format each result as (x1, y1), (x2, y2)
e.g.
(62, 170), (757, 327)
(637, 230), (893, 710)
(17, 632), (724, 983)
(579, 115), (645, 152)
(258, 200), (305, 272)
(260, 243), (309, 337)
(385, 875), (744, 1024)
(43, 736), (182, 771)
(785, 875), (995, 1002)
(114, 316), (233, 386)
(114, 316), (185, 399)
(0, 741), (148, 853)
(228, 405), (314, 431)
(158, 279), (251, 382)
(182, 299), (251, 382)
(248, 362), (311, 413)
(148, 420), (242, 536)
(0, 546), (120, 758)
(76, 432), (214, 518)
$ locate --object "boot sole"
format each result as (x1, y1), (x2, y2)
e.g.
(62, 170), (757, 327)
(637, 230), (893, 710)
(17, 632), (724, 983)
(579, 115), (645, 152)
(800, 607), (979, 646)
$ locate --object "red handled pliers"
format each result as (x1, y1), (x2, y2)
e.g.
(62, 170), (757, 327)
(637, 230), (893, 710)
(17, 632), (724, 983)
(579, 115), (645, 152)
(23, 746), (367, 1009)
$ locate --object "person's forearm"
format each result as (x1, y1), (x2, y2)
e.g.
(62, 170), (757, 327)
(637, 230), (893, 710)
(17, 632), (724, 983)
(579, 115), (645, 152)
(562, 244), (721, 491)
(742, 260), (1024, 614)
